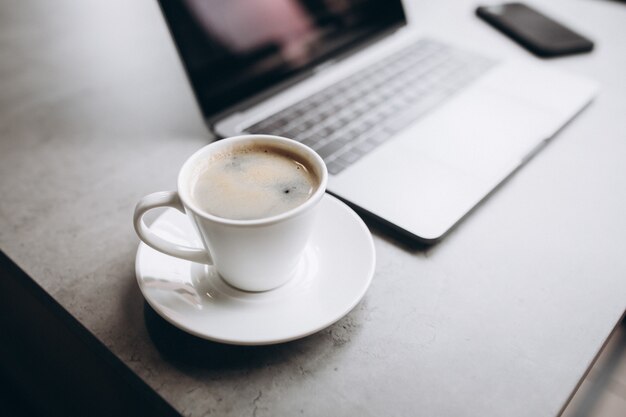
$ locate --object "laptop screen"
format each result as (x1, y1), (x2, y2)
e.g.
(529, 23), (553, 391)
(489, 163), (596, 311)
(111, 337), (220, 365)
(158, 0), (406, 119)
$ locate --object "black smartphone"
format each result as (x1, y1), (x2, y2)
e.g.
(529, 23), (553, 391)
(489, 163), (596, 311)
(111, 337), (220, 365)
(476, 3), (594, 57)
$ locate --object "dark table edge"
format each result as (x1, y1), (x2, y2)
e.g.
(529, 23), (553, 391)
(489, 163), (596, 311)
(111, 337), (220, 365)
(0, 250), (181, 417)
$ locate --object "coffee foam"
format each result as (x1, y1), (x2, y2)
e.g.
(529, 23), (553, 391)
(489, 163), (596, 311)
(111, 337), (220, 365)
(189, 144), (319, 220)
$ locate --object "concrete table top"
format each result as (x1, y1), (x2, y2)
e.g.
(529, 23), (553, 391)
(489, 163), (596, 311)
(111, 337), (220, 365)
(1, 0), (625, 416)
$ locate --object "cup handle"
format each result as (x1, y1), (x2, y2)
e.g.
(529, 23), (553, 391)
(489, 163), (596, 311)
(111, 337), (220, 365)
(133, 191), (213, 264)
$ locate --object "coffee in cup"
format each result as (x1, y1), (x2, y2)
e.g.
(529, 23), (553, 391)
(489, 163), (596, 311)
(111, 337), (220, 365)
(189, 144), (320, 221)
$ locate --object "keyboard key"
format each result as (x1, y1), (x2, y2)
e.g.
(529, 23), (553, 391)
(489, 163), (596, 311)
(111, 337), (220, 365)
(338, 150), (362, 164)
(326, 159), (347, 175)
(301, 132), (324, 146)
(336, 133), (355, 146)
(326, 119), (345, 132)
(355, 139), (377, 153)
(315, 139), (348, 159)
(365, 132), (390, 146)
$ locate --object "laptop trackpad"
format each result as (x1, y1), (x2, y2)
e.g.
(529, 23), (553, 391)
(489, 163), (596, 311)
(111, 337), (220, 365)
(329, 85), (558, 240)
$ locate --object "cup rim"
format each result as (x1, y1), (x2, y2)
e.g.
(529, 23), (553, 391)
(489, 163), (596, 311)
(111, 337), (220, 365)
(177, 134), (328, 226)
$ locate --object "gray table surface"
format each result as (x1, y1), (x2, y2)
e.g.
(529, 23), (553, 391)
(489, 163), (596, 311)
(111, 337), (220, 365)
(1, 0), (625, 416)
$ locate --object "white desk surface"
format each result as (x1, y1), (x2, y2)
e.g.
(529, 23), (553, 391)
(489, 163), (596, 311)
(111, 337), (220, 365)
(1, 0), (625, 416)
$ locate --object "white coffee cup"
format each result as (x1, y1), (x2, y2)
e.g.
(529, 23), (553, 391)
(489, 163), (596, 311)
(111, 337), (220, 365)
(133, 135), (328, 292)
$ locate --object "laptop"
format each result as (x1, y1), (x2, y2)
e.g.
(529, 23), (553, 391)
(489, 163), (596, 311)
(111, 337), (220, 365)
(157, 0), (596, 243)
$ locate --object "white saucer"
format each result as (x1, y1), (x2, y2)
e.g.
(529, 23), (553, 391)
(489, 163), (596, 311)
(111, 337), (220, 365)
(135, 194), (375, 345)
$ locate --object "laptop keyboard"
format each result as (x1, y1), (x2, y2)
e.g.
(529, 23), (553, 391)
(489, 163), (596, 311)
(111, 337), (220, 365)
(245, 39), (495, 175)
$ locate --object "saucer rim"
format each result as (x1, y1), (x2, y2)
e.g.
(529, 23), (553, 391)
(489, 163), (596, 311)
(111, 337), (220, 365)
(135, 193), (376, 345)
